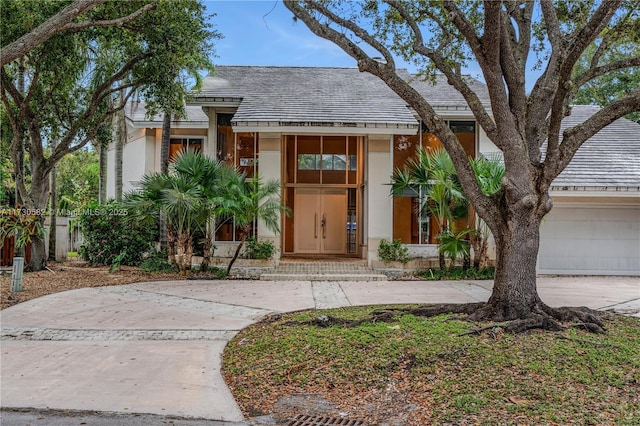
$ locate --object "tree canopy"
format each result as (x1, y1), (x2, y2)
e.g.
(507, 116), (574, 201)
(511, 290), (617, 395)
(1, 0), (219, 269)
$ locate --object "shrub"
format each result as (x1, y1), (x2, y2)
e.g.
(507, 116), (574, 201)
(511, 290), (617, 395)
(207, 266), (228, 278)
(378, 239), (410, 263)
(140, 252), (176, 273)
(79, 200), (156, 267)
(418, 266), (495, 280)
(241, 237), (275, 259)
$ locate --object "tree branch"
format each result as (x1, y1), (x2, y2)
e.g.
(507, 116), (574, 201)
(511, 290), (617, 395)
(561, 0), (623, 78)
(1, 0), (106, 66)
(62, 3), (157, 31)
(575, 57), (640, 87)
(543, 2), (623, 180)
(385, 1), (498, 143)
(525, 0), (564, 153)
(555, 90), (640, 173)
(283, 0), (500, 230)
(48, 53), (150, 168)
(296, 1), (396, 68)
(441, 1), (486, 68)
(498, 8), (526, 140)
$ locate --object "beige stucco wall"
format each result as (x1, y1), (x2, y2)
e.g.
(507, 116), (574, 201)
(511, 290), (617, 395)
(257, 133), (282, 253)
(478, 126), (499, 155)
(366, 135), (393, 263)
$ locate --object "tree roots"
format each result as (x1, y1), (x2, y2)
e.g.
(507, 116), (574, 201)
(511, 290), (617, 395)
(287, 303), (608, 334)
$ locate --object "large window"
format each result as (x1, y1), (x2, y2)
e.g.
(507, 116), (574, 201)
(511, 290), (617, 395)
(215, 113), (259, 242)
(285, 135), (358, 185)
(392, 121), (476, 245)
(169, 137), (202, 160)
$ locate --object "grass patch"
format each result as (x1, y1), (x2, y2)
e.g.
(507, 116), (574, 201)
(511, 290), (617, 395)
(223, 307), (640, 424)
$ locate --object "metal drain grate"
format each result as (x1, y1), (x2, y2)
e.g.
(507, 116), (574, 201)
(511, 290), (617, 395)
(286, 414), (366, 426)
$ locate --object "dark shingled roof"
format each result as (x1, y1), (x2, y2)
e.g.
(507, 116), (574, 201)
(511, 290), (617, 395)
(403, 72), (491, 111)
(125, 101), (208, 126)
(552, 106), (640, 189)
(193, 66), (490, 127)
(192, 66), (418, 129)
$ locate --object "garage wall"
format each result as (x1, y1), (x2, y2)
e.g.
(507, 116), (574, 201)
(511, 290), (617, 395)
(538, 204), (640, 276)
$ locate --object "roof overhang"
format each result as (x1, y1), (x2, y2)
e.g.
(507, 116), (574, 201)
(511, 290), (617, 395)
(125, 118), (208, 129)
(187, 97), (243, 108)
(549, 187), (640, 202)
(231, 121), (419, 135)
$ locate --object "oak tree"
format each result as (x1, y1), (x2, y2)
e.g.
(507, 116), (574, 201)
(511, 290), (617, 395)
(284, 0), (640, 332)
(1, 0), (217, 270)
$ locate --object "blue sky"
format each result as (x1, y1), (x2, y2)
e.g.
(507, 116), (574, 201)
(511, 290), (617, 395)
(204, 1), (537, 88)
(205, 1), (419, 70)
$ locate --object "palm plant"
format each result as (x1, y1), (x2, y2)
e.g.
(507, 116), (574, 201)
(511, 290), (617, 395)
(125, 151), (236, 272)
(469, 154), (505, 268)
(220, 174), (288, 276)
(171, 150), (238, 270)
(391, 147), (469, 270)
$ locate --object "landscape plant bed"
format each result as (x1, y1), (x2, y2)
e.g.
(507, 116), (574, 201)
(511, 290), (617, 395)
(223, 306), (640, 425)
(417, 266), (496, 280)
(0, 261), (213, 310)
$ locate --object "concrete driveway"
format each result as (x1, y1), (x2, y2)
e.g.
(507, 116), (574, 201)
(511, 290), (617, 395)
(1, 277), (638, 423)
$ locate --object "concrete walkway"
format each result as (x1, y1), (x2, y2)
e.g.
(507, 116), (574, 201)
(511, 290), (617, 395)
(1, 277), (638, 423)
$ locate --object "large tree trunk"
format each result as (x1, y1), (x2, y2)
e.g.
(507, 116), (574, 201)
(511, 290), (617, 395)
(470, 213), (544, 322)
(24, 170), (50, 271)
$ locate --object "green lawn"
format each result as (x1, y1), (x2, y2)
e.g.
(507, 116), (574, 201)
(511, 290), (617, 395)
(223, 307), (640, 425)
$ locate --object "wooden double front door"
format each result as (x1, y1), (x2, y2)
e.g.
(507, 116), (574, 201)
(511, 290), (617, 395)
(294, 188), (347, 254)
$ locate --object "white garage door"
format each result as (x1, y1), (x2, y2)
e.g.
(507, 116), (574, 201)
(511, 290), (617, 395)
(538, 205), (640, 275)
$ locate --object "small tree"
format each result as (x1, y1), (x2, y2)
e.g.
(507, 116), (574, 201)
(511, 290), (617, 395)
(221, 174), (288, 276)
(391, 147), (468, 269)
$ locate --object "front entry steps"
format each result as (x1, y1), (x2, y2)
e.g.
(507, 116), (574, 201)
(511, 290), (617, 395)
(260, 260), (387, 281)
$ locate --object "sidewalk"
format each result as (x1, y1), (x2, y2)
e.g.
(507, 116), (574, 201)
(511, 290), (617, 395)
(1, 277), (638, 423)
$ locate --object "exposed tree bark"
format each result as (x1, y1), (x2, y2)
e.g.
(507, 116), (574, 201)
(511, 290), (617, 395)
(226, 230), (248, 277)
(21, 133), (50, 271)
(472, 213), (544, 322)
(166, 225), (177, 268)
(160, 112), (171, 174)
(98, 142), (107, 204)
(48, 147), (57, 262)
(200, 232), (213, 272)
(114, 92), (126, 203)
(13, 57), (27, 260)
